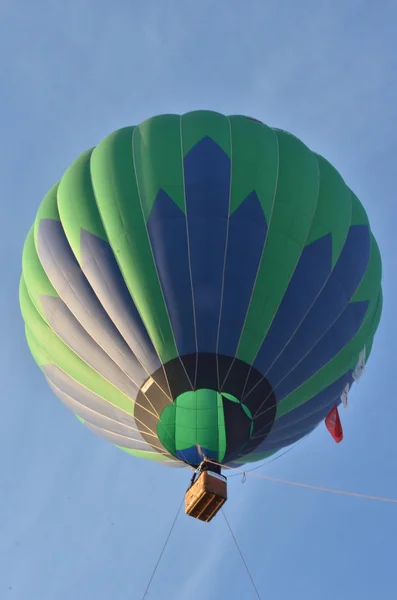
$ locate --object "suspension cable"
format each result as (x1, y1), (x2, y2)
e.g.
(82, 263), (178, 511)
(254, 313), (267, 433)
(141, 498), (184, 599)
(207, 460), (397, 505)
(222, 510), (262, 599)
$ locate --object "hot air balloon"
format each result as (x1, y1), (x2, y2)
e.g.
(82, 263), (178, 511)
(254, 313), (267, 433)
(20, 110), (382, 522)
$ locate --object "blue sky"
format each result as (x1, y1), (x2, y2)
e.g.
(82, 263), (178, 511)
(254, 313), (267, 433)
(1, 1), (397, 598)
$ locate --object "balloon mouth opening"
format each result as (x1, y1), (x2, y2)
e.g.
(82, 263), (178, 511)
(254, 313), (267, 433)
(134, 353), (277, 465)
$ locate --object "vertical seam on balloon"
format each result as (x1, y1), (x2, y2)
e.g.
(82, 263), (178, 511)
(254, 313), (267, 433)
(262, 387), (349, 437)
(257, 385), (349, 438)
(24, 322), (162, 439)
(242, 147), (322, 407)
(29, 266), (150, 400)
(250, 183), (353, 384)
(245, 247), (361, 434)
(130, 126), (173, 401)
(219, 125), (280, 391)
(249, 319), (373, 443)
(249, 190), (373, 418)
(80, 224), (155, 371)
(49, 154), (166, 417)
(215, 115), (233, 390)
(53, 147), (161, 404)
(86, 166), (172, 418)
(131, 126), (194, 400)
(241, 142), (321, 404)
(23, 279), (164, 428)
(23, 254), (147, 404)
(173, 402), (192, 466)
(270, 290), (382, 422)
(84, 249), (158, 381)
(84, 424), (176, 457)
(38, 294), (155, 410)
(48, 368), (156, 437)
(47, 376), (169, 451)
(132, 121), (197, 462)
(234, 150), (372, 458)
(158, 115), (200, 465)
(87, 136), (162, 374)
(247, 162), (353, 386)
(251, 286), (378, 423)
(179, 113), (199, 388)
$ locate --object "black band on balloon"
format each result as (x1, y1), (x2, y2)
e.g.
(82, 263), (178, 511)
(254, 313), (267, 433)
(135, 354), (276, 465)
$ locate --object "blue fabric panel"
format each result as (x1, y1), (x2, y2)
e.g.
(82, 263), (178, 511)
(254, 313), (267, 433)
(80, 230), (160, 375)
(254, 234), (332, 375)
(183, 137), (231, 353)
(265, 224), (371, 389)
(147, 190), (196, 356)
(265, 407), (334, 447)
(176, 446), (218, 464)
(271, 372), (353, 432)
(274, 301), (368, 400)
(243, 372), (353, 456)
(252, 427), (317, 453)
(218, 192), (267, 357)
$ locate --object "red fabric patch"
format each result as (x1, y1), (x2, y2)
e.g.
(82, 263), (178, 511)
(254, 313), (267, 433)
(325, 406), (343, 443)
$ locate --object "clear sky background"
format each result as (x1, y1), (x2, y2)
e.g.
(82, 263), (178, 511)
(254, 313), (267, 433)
(1, 1), (396, 599)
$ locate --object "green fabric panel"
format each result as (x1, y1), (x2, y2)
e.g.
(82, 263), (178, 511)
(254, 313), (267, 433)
(20, 277), (135, 416)
(277, 290), (383, 418)
(156, 404), (176, 455)
(359, 305), (381, 372)
(273, 191), (380, 421)
(157, 390), (228, 460)
(356, 290), (383, 358)
(57, 148), (108, 263)
(306, 154), (352, 266)
(349, 190), (370, 227)
(363, 305), (381, 361)
(242, 404), (253, 419)
(133, 114), (185, 215)
(237, 130), (320, 365)
(181, 110), (231, 157)
(25, 324), (51, 367)
(364, 291), (383, 361)
(367, 290), (383, 341)
(365, 337), (374, 358)
(89, 126), (177, 363)
(75, 415), (85, 425)
(228, 116), (278, 219)
(222, 392), (239, 403)
(217, 392), (226, 462)
(33, 183), (60, 247)
(19, 110), (384, 470)
(352, 233), (382, 303)
(22, 228), (58, 319)
(175, 389), (220, 453)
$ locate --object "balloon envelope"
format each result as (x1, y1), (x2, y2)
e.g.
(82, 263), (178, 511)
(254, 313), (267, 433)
(20, 110), (382, 469)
